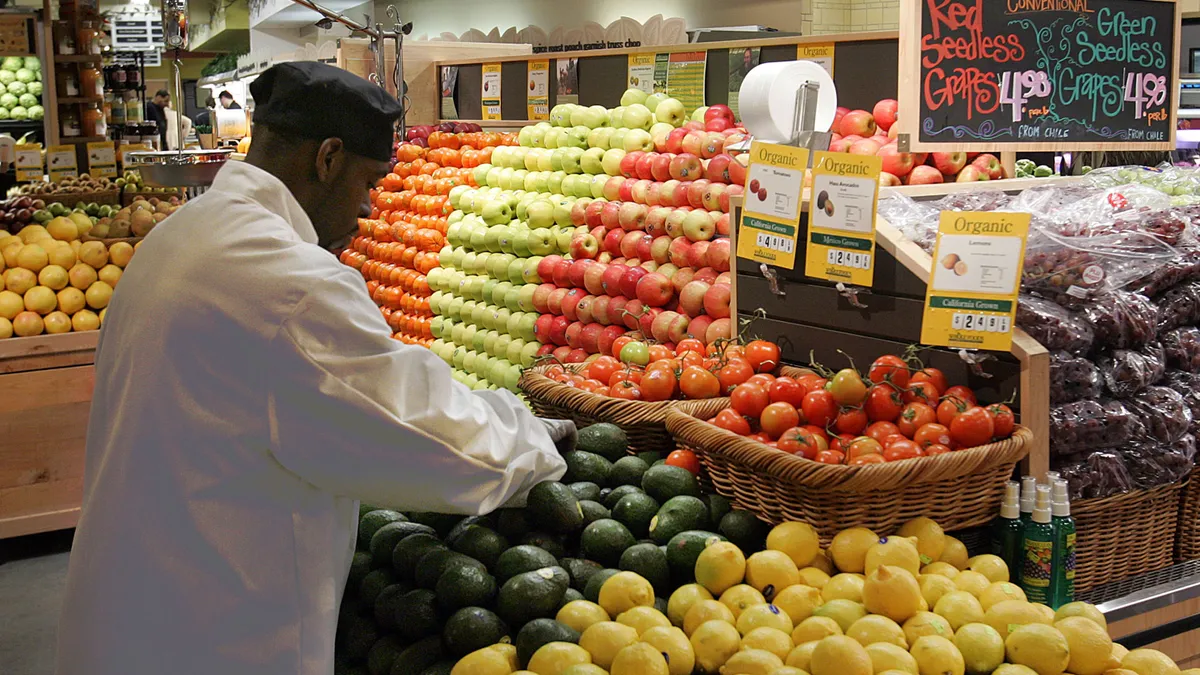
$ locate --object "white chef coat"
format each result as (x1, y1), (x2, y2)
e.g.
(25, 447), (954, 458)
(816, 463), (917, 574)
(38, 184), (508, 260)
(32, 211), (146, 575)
(56, 161), (567, 675)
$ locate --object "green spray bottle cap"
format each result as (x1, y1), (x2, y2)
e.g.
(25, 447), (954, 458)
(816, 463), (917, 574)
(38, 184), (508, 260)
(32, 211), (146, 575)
(1001, 480), (1021, 519)
(1020, 476), (1037, 515)
(1052, 479), (1071, 517)
(1033, 484), (1052, 524)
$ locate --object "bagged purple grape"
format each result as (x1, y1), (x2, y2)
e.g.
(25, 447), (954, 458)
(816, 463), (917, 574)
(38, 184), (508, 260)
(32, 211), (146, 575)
(1125, 385), (1192, 444)
(1050, 399), (1136, 455)
(1023, 227), (1177, 302)
(878, 193), (939, 253)
(1161, 370), (1200, 434)
(1135, 248), (1200, 297)
(1056, 450), (1133, 499)
(1016, 295), (1094, 356)
(1161, 327), (1200, 372)
(1123, 434), (1197, 489)
(1048, 351), (1103, 404)
(933, 190), (1013, 213)
(1081, 291), (1158, 350)
(1155, 281), (1200, 333)
(1098, 342), (1165, 398)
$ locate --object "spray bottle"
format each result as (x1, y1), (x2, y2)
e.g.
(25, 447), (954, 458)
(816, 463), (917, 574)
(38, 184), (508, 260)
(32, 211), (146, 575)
(1020, 484), (1055, 605)
(992, 481), (1024, 583)
(1019, 475), (1037, 528)
(1051, 479), (1076, 608)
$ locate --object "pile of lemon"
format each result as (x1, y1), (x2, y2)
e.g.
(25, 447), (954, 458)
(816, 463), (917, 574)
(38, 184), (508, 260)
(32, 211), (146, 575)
(0, 223), (137, 338)
(448, 517), (1194, 675)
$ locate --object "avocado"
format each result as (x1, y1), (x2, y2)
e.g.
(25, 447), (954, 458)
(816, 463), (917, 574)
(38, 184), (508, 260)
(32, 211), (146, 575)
(520, 531), (568, 559)
(496, 567), (570, 628)
(576, 422), (629, 461)
(389, 636), (444, 675)
(526, 481), (585, 533)
(358, 509), (405, 549)
(641, 464), (702, 503)
(372, 583), (412, 632)
(359, 568), (397, 607)
(448, 526), (509, 571)
(563, 451), (614, 487)
(406, 512), (465, 538)
(516, 618), (582, 667)
(414, 549), (479, 590)
(706, 494), (733, 525)
(394, 589), (442, 641)
(442, 606), (510, 658)
(417, 663), (455, 675)
(649, 495), (711, 544)
(612, 492), (660, 539)
(445, 515), (496, 545)
(583, 567), (621, 603)
(602, 484), (646, 509)
(568, 481), (602, 502)
(369, 521), (437, 568)
(654, 596), (669, 615)
(610, 456), (651, 487)
(495, 545), (559, 582)
(336, 661), (367, 675)
(579, 518), (637, 567)
(665, 530), (727, 584)
(436, 563), (497, 612)
(560, 587), (585, 606)
(719, 509), (770, 553)
(619, 542), (671, 596)
(560, 557), (605, 591)
(336, 612), (378, 663)
(348, 551), (374, 591)
(391, 533), (446, 580)
(579, 500), (610, 525)
(495, 509), (533, 539)
(366, 636), (403, 675)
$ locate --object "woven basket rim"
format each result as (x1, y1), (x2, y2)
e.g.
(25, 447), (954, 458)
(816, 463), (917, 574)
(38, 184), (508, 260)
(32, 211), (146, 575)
(517, 363), (726, 425)
(1073, 478), (1187, 515)
(665, 407), (1032, 492)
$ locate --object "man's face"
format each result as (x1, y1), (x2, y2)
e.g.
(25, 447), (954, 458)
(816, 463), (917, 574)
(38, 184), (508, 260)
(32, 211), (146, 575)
(315, 147), (390, 250)
(155, 94), (169, 106)
(220, 95), (232, 108)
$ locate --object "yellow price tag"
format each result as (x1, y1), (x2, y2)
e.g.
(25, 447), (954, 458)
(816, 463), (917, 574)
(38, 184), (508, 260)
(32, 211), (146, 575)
(481, 63), (503, 121)
(86, 141), (118, 179)
(527, 60), (549, 121)
(736, 141), (809, 270)
(805, 151), (880, 286)
(14, 142), (42, 183)
(921, 211), (1031, 352)
(47, 145), (78, 182)
(627, 53), (655, 93)
(797, 42), (835, 75)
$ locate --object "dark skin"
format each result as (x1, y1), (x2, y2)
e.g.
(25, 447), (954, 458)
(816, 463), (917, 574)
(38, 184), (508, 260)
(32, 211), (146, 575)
(244, 125), (391, 250)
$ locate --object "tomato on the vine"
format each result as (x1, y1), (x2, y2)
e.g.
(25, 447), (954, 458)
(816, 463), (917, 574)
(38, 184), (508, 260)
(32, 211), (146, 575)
(936, 396), (970, 427)
(713, 409), (752, 435)
(925, 443), (952, 456)
(586, 356), (620, 385)
(648, 344), (674, 362)
(679, 365), (721, 399)
(610, 381), (642, 400)
(796, 374), (828, 395)
(943, 385), (978, 406)
(847, 436), (883, 460)
(897, 402), (937, 437)
(987, 403), (1015, 438)
(665, 449), (701, 475)
(676, 338), (705, 355)
(768, 377), (806, 407)
(830, 433), (856, 454)
(801, 390), (837, 428)
(816, 449), (846, 464)
(544, 364), (566, 380)
(716, 358), (755, 393)
(679, 351), (706, 369)
(611, 336), (635, 359)
(910, 367), (947, 395)
(835, 407), (869, 436)
(641, 368), (678, 402)
(913, 423), (952, 448)
(778, 426), (827, 459)
(883, 439), (924, 462)
(746, 373), (776, 388)
(866, 421), (901, 444)
(828, 368), (869, 406)
(804, 425), (830, 441)
(759, 402), (802, 439)
(950, 406), (995, 447)
(747, 432), (772, 444)
(609, 369), (643, 387)
(580, 380), (608, 394)
(903, 381), (940, 406)
(619, 341), (650, 366)
(744, 339), (781, 373)
(864, 385), (904, 422)
(850, 453), (886, 465)
(731, 383), (770, 418)
(868, 355), (911, 389)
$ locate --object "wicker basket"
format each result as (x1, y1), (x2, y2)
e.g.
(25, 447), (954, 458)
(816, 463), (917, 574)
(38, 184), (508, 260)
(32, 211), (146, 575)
(1073, 481), (1184, 591)
(28, 191), (120, 208)
(665, 408), (1033, 543)
(1177, 473), (1200, 561)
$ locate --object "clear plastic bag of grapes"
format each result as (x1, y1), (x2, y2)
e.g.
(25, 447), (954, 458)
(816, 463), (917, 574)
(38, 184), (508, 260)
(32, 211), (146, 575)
(1048, 351), (1104, 404)
(1134, 247), (1200, 298)
(932, 190), (1014, 213)
(1161, 327), (1200, 372)
(1123, 434), (1197, 489)
(1016, 294), (1095, 356)
(1049, 399), (1136, 456)
(1007, 184), (1102, 215)
(1125, 385), (1192, 444)
(1083, 166), (1168, 189)
(1161, 370), (1200, 434)
(878, 193), (939, 253)
(1056, 450), (1133, 499)
(1155, 281), (1200, 333)
(1081, 291), (1159, 351)
(1098, 343), (1166, 398)
(1021, 227), (1177, 303)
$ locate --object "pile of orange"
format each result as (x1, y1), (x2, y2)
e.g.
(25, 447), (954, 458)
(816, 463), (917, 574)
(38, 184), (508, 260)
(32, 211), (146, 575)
(338, 132), (517, 346)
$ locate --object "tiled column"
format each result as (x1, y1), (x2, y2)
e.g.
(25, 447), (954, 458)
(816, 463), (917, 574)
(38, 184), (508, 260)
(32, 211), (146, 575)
(850, 0), (899, 30)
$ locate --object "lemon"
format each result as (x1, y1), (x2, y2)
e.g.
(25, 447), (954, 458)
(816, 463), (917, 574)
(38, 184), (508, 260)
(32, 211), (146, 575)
(1053, 601), (1107, 630)
(772, 667), (811, 675)
(810, 550), (835, 575)
(810, 635), (873, 675)
(721, 648), (784, 674)
(697, 542), (748, 596)
(938, 537), (969, 570)
(1055, 616), (1115, 675)
(978, 582), (1026, 611)
(866, 537), (922, 577)
(910, 635), (965, 675)
(966, 555), (1009, 584)
(1107, 670), (1144, 675)
(741, 626), (794, 660)
(792, 617), (843, 644)
(737, 604), (793, 636)
(685, 600), (737, 636)
(1005, 623), (1069, 675)
(951, 571), (990, 598)
(813, 599), (866, 632)
(830, 528), (879, 574)
(879, 670), (917, 675)
(692, 619), (742, 674)
(867, 642), (919, 674)
(561, 666), (608, 675)
(920, 562), (960, 579)
(1034, 604), (1056, 624)
(558, 600), (612, 633)
(797, 568), (831, 589)
(641, 626), (695, 675)
(992, 666), (1039, 675)
(933, 591), (984, 631)
(773, 584), (823, 624)
(898, 518), (947, 563)
(610, 642), (669, 675)
(600, 572), (656, 617)
(721, 585), (768, 620)
(984, 600), (1051, 640)
(786, 641), (819, 670)
(746, 551), (801, 601)
(617, 606), (671, 635)
(1182, 670), (1200, 675)
(1121, 649), (1182, 675)
(580, 621), (640, 670)
(528, 642), (593, 675)
(902, 612), (954, 644)
(768, 522), (821, 568)
(952, 623), (1004, 675)
(823, 574), (867, 603)
(668, 584), (714, 627)
(863, 566), (923, 624)
(453, 644), (520, 675)
(919, 574), (957, 610)
(847, 614), (907, 648)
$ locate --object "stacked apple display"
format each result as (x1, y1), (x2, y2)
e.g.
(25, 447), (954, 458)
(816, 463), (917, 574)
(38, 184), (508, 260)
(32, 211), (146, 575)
(424, 92), (747, 392)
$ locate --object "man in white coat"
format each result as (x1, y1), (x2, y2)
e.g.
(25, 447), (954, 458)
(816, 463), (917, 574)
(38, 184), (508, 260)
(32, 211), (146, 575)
(56, 61), (569, 675)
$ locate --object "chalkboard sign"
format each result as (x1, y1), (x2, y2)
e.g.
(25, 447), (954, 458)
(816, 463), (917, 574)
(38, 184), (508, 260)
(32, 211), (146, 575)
(897, 0), (1179, 151)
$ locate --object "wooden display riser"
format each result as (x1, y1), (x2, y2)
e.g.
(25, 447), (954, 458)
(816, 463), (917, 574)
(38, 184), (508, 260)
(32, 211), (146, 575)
(0, 332), (97, 539)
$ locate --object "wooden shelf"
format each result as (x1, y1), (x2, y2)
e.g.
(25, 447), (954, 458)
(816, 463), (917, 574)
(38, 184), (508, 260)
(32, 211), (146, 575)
(54, 54), (102, 63)
(57, 96), (102, 104)
(59, 135), (107, 144)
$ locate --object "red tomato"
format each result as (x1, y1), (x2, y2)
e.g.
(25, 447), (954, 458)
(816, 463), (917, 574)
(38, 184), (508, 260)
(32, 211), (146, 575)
(544, 364), (566, 380)
(768, 377), (806, 407)
(646, 359), (680, 375)
(679, 351), (706, 369)
(864, 385), (904, 421)
(796, 374), (828, 394)
(913, 423), (953, 448)
(665, 449), (701, 475)
(676, 338), (705, 355)
(777, 426), (826, 459)
(903, 381), (940, 406)
(609, 369), (643, 387)
(898, 402), (937, 437)
(803, 425), (830, 441)
(587, 356), (621, 384)
(987, 403), (1016, 439)
(868, 355), (911, 389)
(746, 373), (776, 388)
(911, 367), (948, 395)
(943, 385), (978, 406)
(847, 436), (883, 460)
(866, 421), (901, 444)
(835, 407), (869, 435)
(831, 433), (856, 454)
(610, 381), (642, 400)
(760, 402), (802, 439)
(849, 453), (886, 465)
(648, 344), (674, 362)
(744, 339), (782, 373)
(716, 358), (755, 393)
(925, 443), (952, 456)
(950, 406), (995, 447)
(611, 336), (635, 358)
(936, 396), (970, 427)
(883, 439), (924, 462)
(801, 390), (837, 428)
(731, 383), (770, 418)
(747, 432), (773, 444)
(641, 368), (678, 402)
(816, 450), (845, 464)
(713, 409), (752, 435)
(580, 380), (608, 394)
(828, 368), (869, 406)
(882, 433), (908, 447)
(679, 366), (721, 399)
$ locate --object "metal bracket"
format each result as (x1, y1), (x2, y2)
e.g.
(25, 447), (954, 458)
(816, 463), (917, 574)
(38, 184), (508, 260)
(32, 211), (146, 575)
(760, 264), (786, 297)
(957, 349), (997, 378)
(835, 282), (869, 309)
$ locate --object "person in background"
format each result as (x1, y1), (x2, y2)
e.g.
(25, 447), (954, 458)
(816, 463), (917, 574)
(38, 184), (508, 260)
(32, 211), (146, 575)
(193, 95), (214, 128)
(218, 89), (242, 110)
(163, 103), (192, 150)
(145, 88), (169, 149)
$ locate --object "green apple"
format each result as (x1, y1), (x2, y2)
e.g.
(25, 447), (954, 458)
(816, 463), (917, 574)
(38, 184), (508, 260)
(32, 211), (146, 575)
(522, 257), (543, 284)
(530, 171), (550, 193)
(574, 176), (595, 199)
(506, 337), (526, 365)
(518, 126), (535, 147)
(561, 147), (585, 174)
(543, 127), (562, 149)
(490, 281), (513, 307)
(562, 126), (589, 149)
(451, 345), (468, 370)
(494, 308), (512, 334)
(587, 127), (614, 150)
(525, 200), (555, 229)
(517, 283), (538, 311)
(549, 103), (573, 127)
(644, 93), (668, 114)
(469, 227), (488, 252)
(495, 333), (513, 359)
(608, 128), (627, 151)
(472, 163), (492, 186)
(449, 184), (472, 210)
(553, 199), (575, 227)
(520, 340), (542, 367)
(590, 174), (609, 199)
(528, 228), (555, 255)
(481, 200), (512, 226)
(512, 229), (533, 257)
(581, 147), (606, 175)
(462, 348), (479, 373)
(510, 169), (529, 191)
(554, 226), (574, 254)
(546, 171), (567, 195)
(623, 103), (653, 130)
(483, 331), (500, 357)
(484, 166), (503, 188)
(488, 252), (514, 278)
(504, 278), (524, 310)
(623, 128), (654, 152)
(571, 105), (609, 129)
(621, 88), (648, 106)
(609, 106), (627, 129)
(601, 148), (626, 177)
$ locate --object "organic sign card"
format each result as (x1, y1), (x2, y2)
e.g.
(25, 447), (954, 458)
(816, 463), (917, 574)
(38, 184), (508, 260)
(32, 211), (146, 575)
(87, 141), (117, 179)
(14, 143), (41, 182)
(736, 141), (809, 269)
(899, 0), (1178, 150)
(797, 42), (835, 75)
(481, 63), (502, 120)
(627, 53), (655, 94)
(47, 145), (78, 182)
(921, 211), (1031, 351)
(805, 151), (881, 287)
(527, 60), (549, 121)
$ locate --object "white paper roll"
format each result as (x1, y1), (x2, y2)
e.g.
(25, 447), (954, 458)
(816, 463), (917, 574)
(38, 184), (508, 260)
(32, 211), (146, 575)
(738, 61), (838, 142)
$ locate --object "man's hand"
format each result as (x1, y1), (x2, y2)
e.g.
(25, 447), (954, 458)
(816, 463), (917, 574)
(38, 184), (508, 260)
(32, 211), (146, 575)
(540, 418), (577, 453)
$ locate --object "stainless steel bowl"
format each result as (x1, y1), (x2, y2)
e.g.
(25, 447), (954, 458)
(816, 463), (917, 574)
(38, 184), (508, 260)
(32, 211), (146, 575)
(126, 149), (234, 187)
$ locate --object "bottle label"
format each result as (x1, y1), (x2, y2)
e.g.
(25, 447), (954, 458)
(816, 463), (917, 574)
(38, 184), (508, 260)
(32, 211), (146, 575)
(1022, 538), (1053, 603)
(1063, 532), (1076, 582)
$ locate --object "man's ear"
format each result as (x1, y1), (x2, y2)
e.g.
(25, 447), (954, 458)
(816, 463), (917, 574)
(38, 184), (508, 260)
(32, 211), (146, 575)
(314, 137), (346, 184)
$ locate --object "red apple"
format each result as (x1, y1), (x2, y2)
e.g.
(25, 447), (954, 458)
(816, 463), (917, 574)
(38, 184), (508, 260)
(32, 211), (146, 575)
(679, 279), (710, 316)
(645, 206), (670, 237)
(687, 315), (713, 341)
(534, 313), (555, 342)
(665, 210), (688, 239)
(603, 176), (625, 201)
(583, 262), (608, 295)
(839, 110), (877, 137)
(549, 316), (570, 345)
(872, 99), (898, 131)
(705, 104), (735, 124)
(722, 131), (748, 154)
(715, 213), (731, 236)
(908, 165), (944, 185)
(631, 179), (653, 205)
(849, 138), (883, 156)
(877, 143), (915, 177)
(879, 171), (902, 187)
(548, 287), (569, 314)
(618, 266), (649, 299)
(706, 238), (731, 272)
(705, 118), (732, 133)
(532, 283), (555, 314)
(687, 179), (711, 209)
(636, 272), (673, 307)
(584, 200), (606, 228)
(693, 267), (719, 285)
(570, 234), (599, 260)
(561, 288), (585, 321)
(570, 199), (590, 226)
(705, 154), (733, 184)
(661, 179), (684, 208)
(971, 153), (1003, 180)
(706, 317), (732, 343)
(702, 183), (728, 212)
(568, 259), (594, 288)
(579, 322), (604, 353)
(599, 201), (621, 230)
(683, 120), (704, 132)
(669, 153), (703, 181)
(639, 307), (662, 336)
(681, 131), (706, 156)
(597, 324), (626, 355)
(728, 155), (748, 188)
(565, 320), (584, 347)
(687, 240), (711, 269)
(537, 255), (563, 282)
(829, 138), (853, 153)
(603, 228), (625, 256)
(619, 230), (644, 259)
(665, 128), (689, 154)
(932, 151), (967, 176)
(668, 237), (693, 268)
(618, 201), (647, 231)
(552, 258), (574, 288)
(956, 165), (990, 182)
(651, 153), (674, 182)
(635, 153), (656, 181)
(620, 151), (643, 178)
